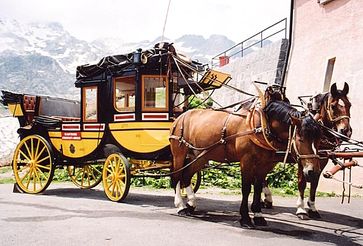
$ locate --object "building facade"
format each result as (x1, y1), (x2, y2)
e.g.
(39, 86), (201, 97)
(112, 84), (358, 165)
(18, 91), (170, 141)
(285, 0), (363, 195)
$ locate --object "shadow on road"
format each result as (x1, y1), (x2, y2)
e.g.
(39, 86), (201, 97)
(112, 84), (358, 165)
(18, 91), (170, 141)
(42, 186), (362, 245)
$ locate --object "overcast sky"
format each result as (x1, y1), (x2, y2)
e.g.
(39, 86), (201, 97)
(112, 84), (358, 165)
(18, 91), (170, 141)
(0, 0), (291, 43)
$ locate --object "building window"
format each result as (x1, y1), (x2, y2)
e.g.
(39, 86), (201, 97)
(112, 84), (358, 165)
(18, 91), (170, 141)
(114, 76), (136, 112)
(323, 57), (336, 92)
(142, 75), (168, 111)
(318, 0), (335, 5)
(83, 86), (97, 122)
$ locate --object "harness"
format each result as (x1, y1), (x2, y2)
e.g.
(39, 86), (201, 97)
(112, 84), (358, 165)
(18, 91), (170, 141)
(324, 95), (350, 123)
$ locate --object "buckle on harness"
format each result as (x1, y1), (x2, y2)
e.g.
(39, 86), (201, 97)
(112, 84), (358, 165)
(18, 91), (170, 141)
(254, 127), (263, 133)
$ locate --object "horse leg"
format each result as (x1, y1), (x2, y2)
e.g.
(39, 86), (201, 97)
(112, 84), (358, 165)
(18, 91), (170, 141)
(174, 181), (189, 215)
(239, 171), (254, 228)
(251, 177), (268, 226)
(171, 147), (189, 215)
(296, 164), (309, 220)
(261, 179), (273, 209)
(307, 174), (321, 219)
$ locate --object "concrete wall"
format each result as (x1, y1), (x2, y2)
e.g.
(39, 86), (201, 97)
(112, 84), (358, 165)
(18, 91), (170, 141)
(285, 0), (363, 195)
(212, 39), (288, 107)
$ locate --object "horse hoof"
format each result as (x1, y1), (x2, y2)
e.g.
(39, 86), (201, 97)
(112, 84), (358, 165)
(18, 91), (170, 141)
(178, 208), (191, 216)
(239, 219), (255, 229)
(186, 203), (196, 214)
(253, 217), (268, 226)
(296, 213), (309, 220)
(263, 199), (273, 209)
(307, 209), (321, 219)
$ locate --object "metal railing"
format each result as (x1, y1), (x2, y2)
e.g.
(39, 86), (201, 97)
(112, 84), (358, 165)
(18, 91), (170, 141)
(211, 18), (287, 67)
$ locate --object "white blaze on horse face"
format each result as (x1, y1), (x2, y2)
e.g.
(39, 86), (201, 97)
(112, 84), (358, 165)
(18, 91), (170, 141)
(185, 185), (197, 208)
(174, 181), (186, 211)
(312, 142), (317, 155)
(338, 99), (345, 107)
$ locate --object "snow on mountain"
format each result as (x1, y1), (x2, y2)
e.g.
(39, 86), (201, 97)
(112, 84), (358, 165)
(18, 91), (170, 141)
(0, 18), (236, 99)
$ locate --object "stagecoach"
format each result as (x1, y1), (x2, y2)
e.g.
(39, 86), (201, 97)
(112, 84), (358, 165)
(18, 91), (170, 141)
(1, 42), (231, 202)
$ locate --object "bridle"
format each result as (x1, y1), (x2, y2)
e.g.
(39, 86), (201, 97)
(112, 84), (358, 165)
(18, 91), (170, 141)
(283, 125), (321, 164)
(324, 95), (350, 124)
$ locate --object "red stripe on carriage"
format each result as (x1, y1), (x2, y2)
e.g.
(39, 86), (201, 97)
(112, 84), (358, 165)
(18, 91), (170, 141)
(114, 114), (135, 121)
(83, 124), (105, 131)
(62, 124), (80, 131)
(142, 114), (168, 120)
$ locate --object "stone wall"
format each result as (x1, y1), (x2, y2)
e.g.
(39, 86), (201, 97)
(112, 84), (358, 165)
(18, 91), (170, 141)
(0, 117), (19, 166)
(212, 39), (289, 107)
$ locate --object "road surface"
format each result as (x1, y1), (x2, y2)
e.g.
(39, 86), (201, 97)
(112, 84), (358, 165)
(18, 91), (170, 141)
(0, 183), (362, 246)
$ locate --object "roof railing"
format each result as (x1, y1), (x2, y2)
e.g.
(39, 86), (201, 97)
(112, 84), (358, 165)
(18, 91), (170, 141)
(211, 18), (287, 67)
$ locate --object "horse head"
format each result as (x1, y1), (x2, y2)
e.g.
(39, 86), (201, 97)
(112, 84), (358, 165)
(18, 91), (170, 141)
(264, 101), (322, 182)
(290, 114), (322, 182)
(314, 82), (352, 137)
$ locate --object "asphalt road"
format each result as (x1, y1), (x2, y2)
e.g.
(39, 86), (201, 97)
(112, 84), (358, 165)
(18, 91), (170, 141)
(0, 183), (362, 246)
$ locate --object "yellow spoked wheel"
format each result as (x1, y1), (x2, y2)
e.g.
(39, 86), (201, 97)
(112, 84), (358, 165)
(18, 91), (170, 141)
(12, 135), (54, 194)
(181, 171), (202, 197)
(102, 153), (131, 202)
(67, 164), (103, 189)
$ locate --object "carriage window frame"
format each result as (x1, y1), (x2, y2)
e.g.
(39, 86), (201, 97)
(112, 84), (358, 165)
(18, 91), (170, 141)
(82, 86), (98, 122)
(114, 76), (136, 112)
(141, 75), (169, 111)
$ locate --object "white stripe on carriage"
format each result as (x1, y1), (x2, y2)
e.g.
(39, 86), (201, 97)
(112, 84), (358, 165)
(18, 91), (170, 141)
(142, 113), (169, 121)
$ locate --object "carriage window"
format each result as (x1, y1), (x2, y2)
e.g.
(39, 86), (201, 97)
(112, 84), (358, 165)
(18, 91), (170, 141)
(83, 86), (97, 122)
(114, 76), (136, 112)
(142, 75), (168, 111)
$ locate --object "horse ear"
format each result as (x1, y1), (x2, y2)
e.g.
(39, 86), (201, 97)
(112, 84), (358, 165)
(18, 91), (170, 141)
(290, 114), (301, 128)
(342, 82), (349, 95)
(330, 83), (338, 97)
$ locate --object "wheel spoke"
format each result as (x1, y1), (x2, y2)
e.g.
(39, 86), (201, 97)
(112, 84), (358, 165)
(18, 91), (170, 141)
(37, 155), (50, 164)
(34, 169), (43, 187)
(26, 169), (33, 189)
(24, 140), (32, 160)
(20, 169), (31, 182)
(73, 168), (81, 180)
(34, 146), (46, 162)
(30, 138), (34, 160)
(19, 149), (31, 163)
(81, 169), (86, 186)
(36, 164), (51, 171)
(36, 167), (48, 181)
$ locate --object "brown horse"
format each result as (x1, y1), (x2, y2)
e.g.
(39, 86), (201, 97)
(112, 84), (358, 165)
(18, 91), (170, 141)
(169, 99), (322, 228)
(296, 82), (351, 219)
(262, 83), (352, 220)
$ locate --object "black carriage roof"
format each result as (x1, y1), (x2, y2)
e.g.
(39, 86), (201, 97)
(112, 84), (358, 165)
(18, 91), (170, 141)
(75, 42), (204, 87)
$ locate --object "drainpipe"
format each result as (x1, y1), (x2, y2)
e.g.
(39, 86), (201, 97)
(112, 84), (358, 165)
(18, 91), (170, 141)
(281, 0), (295, 87)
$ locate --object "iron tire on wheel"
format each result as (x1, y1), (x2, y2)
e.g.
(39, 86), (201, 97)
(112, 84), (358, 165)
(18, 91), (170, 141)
(67, 164), (103, 189)
(12, 135), (54, 194)
(102, 153), (131, 202)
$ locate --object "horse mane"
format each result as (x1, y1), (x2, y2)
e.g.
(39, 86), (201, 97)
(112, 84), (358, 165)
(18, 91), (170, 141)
(264, 100), (321, 141)
(300, 115), (322, 141)
(263, 100), (302, 125)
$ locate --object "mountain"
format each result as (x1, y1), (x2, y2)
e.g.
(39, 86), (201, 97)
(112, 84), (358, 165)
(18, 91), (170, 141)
(0, 19), (236, 99)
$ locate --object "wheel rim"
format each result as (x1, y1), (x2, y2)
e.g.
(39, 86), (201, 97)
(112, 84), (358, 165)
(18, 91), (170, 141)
(67, 164), (102, 189)
(102, 153), (130, 202)
(13, 135), (54, 194)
